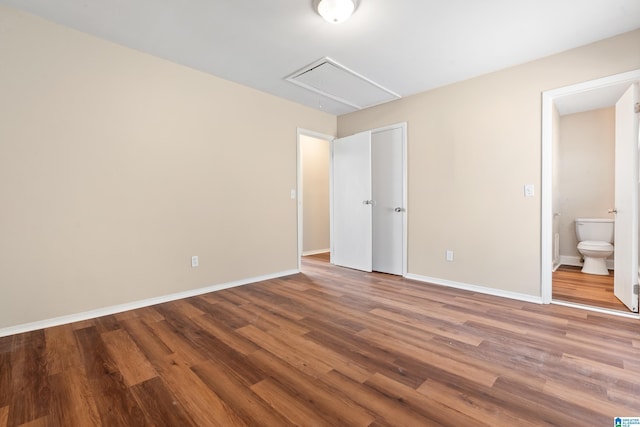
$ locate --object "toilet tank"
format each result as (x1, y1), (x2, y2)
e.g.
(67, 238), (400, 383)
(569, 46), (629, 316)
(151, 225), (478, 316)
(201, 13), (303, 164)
(575, 218), (614, 243)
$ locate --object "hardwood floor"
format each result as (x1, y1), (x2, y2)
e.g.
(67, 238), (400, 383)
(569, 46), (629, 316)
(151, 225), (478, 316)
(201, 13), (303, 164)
(553, 265), (629, 312)
(1, 254), (640, 426)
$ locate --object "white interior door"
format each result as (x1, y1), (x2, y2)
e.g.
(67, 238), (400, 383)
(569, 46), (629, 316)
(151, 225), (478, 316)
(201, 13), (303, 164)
(372, 127), (404, 275)
(332, 131), (372, 272)
(613, 83), (639, 312)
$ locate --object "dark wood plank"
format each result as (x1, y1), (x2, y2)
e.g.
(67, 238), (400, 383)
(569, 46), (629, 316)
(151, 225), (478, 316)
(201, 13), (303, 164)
(48, 368), (101, 427)
(0, 351), (11, 409)
(129, 377), (197, 427)
(7, 331), (49, 427)
(248, 349), (377, 426)
(150, 354), (246, 427)
(191, 360), (295, 427)
(74, 327), (147, 427)
(118, 317), (173, 362)
(44, 324), (83, 377)
(100, 329), (157, 386)
(1, 254), (640, 425)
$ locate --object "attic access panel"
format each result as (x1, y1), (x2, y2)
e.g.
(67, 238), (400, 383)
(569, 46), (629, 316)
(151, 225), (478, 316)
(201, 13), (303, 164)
(286, 58), (400, 110)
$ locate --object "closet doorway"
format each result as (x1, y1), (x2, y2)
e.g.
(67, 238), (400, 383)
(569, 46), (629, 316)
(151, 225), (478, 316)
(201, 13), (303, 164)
(332, 123), (407, 276)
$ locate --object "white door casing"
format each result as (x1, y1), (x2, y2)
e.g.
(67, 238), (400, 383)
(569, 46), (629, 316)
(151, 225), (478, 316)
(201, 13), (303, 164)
(613, 83), (639, 312)
(541, 69), (640, 313)
(332, 131), (373, 272)
(296, 128), (335, 271)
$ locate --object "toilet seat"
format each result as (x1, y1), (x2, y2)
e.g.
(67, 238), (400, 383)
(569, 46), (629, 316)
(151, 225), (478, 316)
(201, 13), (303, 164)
(577, 241), (614, 252)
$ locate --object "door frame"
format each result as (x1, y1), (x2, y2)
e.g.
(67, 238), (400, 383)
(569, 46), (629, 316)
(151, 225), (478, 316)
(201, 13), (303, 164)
(329, 123), (408, 276)
(296, 128), (335, 271)
(541, 69), (640, 317)
(297, 123), (408, 276)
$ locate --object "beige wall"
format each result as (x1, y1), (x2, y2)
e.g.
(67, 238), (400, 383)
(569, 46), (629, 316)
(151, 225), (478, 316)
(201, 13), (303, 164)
(0, 6), (336, 330)
(557, 108), (615, 259)
(338, 29), (640, 296)
(301, 136), (331, 254)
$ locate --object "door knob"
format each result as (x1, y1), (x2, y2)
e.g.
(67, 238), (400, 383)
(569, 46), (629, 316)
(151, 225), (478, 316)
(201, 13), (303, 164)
(608, 209), (618, 214)
(394, 207), (404, 212)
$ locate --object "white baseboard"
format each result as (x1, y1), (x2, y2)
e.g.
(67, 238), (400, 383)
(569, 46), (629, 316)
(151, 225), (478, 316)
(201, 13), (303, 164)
(552, 300), (640, 319)
(559, 255), (614, 270)
(405, 273), (543, 305)
(559, 255), (581, 267)
(302, 249), (330, 256)
(0, 269), (299, 338)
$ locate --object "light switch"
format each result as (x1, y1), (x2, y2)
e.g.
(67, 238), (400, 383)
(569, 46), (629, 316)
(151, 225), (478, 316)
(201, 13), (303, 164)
(446, 250), (454, 262)
(524, 184), (535, 197)
(290, 189), (296, 199)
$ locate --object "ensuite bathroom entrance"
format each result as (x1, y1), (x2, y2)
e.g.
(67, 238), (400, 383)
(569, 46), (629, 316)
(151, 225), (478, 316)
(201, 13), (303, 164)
(542, 70), (640, 316)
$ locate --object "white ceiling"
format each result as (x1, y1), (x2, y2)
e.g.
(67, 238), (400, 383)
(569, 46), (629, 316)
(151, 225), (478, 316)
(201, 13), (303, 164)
(2, 0), (639, 115)
(554, 82), (632, 116)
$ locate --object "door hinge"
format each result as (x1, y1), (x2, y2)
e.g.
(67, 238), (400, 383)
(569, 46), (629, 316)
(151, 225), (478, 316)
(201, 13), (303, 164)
(635, 102), (640, 114)
(634, 284), (639, 296)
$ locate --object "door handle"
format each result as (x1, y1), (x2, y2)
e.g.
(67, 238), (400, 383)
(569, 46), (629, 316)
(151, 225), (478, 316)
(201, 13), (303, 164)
(394, 207), (405, 212)
(608, 209), (618, 214)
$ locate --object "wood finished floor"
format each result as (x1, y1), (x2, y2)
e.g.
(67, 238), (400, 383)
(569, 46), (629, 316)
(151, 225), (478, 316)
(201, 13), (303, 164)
(552, 265), (629, 312)
(1, 254), (640, 426)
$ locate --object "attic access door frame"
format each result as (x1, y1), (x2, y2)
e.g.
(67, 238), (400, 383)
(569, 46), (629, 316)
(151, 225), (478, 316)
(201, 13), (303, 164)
(541, 68), (640, 318)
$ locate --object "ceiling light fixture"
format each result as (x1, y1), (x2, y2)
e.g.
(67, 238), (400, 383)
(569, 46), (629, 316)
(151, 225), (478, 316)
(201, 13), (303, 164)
(315, 0), (356, 24)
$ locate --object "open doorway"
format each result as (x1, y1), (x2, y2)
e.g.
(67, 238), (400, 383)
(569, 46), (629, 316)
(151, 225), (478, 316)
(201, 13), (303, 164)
(297, 129), (333, 270)
(551, 107), (625, 311)
(541, 70), (640, 317)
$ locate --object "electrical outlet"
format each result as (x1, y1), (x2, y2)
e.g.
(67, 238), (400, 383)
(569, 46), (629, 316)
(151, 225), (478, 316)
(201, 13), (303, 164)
(446, 250), (454, 262)
(191, 255), (199, 268)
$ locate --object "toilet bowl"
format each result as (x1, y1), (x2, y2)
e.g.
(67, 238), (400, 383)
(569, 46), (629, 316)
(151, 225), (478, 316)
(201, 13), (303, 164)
(575, 218), (614, 276)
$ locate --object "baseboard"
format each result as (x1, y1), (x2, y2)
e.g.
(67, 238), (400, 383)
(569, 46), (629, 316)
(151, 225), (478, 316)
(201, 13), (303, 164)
(559, 255), (581, 267)
(405, 273), (543, 305)
(302, 249), (330, 256)
(552, 300), (640, 319)
(559, 255), (614, 270)
(0, 269), (299, 338)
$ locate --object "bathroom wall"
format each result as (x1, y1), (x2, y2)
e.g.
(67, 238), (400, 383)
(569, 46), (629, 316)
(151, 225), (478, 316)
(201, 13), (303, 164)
(557, 107), (615, 261)
(301, 135), (331, 254)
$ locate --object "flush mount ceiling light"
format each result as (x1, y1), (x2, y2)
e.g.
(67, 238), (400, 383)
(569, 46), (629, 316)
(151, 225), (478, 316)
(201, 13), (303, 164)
(314, 0), (357, 24)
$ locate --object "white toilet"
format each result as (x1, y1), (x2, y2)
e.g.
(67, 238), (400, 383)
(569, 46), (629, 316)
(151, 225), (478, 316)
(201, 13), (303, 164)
(575, 218), (614, 275)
